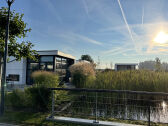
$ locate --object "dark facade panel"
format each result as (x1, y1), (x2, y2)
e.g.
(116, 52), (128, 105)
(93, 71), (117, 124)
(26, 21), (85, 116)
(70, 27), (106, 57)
(117, 65), (136, 71)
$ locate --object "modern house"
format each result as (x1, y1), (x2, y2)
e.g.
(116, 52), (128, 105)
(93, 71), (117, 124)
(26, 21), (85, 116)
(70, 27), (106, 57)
(6, 50), (75, 85)
(115, 63), (138, 71)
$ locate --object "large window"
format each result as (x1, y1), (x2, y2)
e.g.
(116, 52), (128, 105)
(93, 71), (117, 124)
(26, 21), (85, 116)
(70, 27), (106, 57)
(40, 56), (54, 71)
(41, 56), (53, 62)
(55, 57), (62, 69)
(28, 63), (39, 70)
(27, 58), (39, 84)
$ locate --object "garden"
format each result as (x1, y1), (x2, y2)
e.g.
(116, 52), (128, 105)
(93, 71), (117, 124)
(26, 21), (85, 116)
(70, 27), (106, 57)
(2, 62), (168, 125)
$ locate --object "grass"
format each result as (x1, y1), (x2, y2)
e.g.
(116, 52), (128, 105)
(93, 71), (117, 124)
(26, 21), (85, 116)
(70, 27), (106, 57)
(83, 70), (168, 92)
(0, 111), (87, 126)
(0, 110), (167, 126)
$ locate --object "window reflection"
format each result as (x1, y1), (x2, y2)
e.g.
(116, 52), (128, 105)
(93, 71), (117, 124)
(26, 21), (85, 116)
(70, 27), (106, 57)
(40, 56), (54, 71)
(41, 56), (53, 62)
(28, 63), (39, 70)
(40, 63), (45, 70)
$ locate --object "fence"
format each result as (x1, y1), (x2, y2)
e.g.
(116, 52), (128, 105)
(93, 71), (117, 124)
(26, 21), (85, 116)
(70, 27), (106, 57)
(48, 88), (168, 126)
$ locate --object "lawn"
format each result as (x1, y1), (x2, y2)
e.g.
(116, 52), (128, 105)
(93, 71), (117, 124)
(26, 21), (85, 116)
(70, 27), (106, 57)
(0, 111), (86, 126)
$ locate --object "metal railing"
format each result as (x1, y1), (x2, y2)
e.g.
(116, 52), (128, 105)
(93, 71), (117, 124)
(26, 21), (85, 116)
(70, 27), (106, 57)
(49, 88), (168, 126)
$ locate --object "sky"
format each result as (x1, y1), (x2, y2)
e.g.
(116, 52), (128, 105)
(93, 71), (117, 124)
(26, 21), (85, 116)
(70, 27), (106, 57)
(1, 0), (168, 68)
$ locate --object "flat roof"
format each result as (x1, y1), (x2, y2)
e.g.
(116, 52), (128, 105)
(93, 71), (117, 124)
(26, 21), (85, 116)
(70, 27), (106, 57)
(37, 50), (75, 59)
(115, 63), (138, 65)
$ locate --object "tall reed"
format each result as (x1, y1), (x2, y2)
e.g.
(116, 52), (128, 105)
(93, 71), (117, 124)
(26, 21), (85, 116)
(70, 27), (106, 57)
(84, 70), (168, 92)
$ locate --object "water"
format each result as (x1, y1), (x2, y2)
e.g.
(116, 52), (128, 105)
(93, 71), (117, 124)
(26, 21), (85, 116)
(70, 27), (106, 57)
(56, 92), (168, 124)
(61, 96), (168, 124)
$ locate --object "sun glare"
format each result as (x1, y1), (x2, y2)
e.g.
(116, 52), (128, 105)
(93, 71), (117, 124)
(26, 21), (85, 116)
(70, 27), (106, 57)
(154, 31), (168, 44)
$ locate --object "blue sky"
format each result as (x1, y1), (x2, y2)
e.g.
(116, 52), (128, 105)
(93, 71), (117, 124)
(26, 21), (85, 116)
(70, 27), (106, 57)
(1, 0), (168, 68)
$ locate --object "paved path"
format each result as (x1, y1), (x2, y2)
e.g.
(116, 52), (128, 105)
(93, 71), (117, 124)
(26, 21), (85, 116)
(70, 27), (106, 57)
(47, 116), (144, 126)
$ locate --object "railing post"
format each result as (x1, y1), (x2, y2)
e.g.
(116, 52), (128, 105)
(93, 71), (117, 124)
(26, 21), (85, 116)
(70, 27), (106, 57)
(93, 92), (99, 124)
(148, 105), (150, 126)
(50, 90), (55, 118)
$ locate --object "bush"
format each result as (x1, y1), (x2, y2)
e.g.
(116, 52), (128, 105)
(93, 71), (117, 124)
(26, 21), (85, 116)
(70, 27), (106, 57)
(30, 71), (59, 111)
(7, 89), (27, 109)
(31, 71), (59, 88)
(25, 86), (52, 112)
(7, 72), (60, 112)
(6, 87), (52, 112)
(69, 62), (95, 88)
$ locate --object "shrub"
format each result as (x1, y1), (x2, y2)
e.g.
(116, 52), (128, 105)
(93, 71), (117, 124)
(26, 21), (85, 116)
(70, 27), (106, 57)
(6, 71), (60, 112)
(31, 71), (59, 88)
(25, 86), (52, 112)
(69, 62), (95, 88)
(7, 87), (52, 112)
(7, 89), (27, 109)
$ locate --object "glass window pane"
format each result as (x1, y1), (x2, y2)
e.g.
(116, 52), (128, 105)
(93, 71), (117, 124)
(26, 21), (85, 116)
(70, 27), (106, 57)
(40, 63), (45, 70)
(56, 57), (61, 62)
(28, 63), (39, 70)
(62, 64), (67, 69)
(56, 63), (62, 69)
(41, 56), (53, 62)
(46, 63), (53, 70)
(62, 58), (67, 63)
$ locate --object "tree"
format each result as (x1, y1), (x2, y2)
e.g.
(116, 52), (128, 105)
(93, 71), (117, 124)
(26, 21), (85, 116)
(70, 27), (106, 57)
(110, 62), (113, 69)
(0, 6), (37, 115)
(0, 7), (37, 69)
(81, 54), (94, 63)
(0, 7), (37, 59)
(139, 60), (155, 70)
(155, 57), (162, 71)
(139, 57), (164, 71)
(0, 7), (37, 89)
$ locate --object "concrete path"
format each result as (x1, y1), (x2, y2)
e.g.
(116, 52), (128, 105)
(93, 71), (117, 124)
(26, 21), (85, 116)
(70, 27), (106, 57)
(47, 116), (144, 126)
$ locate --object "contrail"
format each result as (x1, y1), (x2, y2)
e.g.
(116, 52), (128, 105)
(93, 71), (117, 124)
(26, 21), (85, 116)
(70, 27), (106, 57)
(142, 7), (144, 25)
(82, 0), (89, 17)
(117, 0), (134, 42)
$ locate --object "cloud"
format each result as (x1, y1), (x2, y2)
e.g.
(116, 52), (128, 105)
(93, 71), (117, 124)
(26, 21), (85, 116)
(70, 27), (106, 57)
(42, 0), (62, 24)
(56, 32), (103, 45)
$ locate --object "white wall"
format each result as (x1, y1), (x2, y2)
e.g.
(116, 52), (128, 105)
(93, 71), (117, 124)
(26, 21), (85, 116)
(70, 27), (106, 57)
(6, 57), (27, 85)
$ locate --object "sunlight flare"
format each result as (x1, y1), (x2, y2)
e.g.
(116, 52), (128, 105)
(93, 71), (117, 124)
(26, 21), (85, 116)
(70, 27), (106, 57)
(154, 31), (168, 44)
(162, 101), (167, 109)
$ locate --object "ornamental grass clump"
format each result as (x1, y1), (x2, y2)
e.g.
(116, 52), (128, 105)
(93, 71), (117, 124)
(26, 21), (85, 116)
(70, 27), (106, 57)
(69, 62), (95, 88)
(31, 71), (59, 88)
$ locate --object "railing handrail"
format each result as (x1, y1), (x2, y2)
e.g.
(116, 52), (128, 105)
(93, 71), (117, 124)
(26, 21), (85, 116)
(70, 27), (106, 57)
(49, 88), (168, 96)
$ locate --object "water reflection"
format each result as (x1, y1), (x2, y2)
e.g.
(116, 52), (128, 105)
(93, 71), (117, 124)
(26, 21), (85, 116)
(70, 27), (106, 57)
(162, 101), (167, 110)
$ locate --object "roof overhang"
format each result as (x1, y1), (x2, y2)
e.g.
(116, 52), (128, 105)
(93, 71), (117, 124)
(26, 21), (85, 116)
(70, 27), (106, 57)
(37, 50), (75, 59)
(115, 63), (138, 66)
